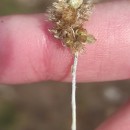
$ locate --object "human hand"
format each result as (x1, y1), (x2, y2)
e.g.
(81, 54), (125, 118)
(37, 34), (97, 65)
(0, 0), (130, 129)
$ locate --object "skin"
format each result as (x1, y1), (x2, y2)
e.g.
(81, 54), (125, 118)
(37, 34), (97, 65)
(0, 0), (130, 129)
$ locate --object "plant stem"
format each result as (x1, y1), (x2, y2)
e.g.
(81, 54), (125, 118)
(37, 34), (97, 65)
(71, 52), (78, 130)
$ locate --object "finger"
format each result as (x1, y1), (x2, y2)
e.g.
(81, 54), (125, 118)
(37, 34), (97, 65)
(0, 0), (130, 84)
(96, 102), (130, 130)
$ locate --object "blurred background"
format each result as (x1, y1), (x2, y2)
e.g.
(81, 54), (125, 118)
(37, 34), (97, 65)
(0, 0), (130, 130)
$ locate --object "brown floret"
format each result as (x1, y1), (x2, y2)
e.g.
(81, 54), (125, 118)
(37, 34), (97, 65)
(48, 0), (96, 53)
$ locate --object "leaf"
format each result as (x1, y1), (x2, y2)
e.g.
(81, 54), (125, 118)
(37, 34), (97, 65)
(86, 34), (96, 44)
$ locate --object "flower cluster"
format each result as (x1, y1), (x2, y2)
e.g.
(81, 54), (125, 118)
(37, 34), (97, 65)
(48, 0), (96, 53)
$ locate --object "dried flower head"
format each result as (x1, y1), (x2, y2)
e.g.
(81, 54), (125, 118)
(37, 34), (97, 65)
(47, 0), (96, 53)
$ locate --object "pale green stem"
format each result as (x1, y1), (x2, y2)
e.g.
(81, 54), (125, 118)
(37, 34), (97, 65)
(71, 52), (78, 130)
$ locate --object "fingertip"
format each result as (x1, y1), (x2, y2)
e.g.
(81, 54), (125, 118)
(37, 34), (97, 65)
(97, 102), (130, 130)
